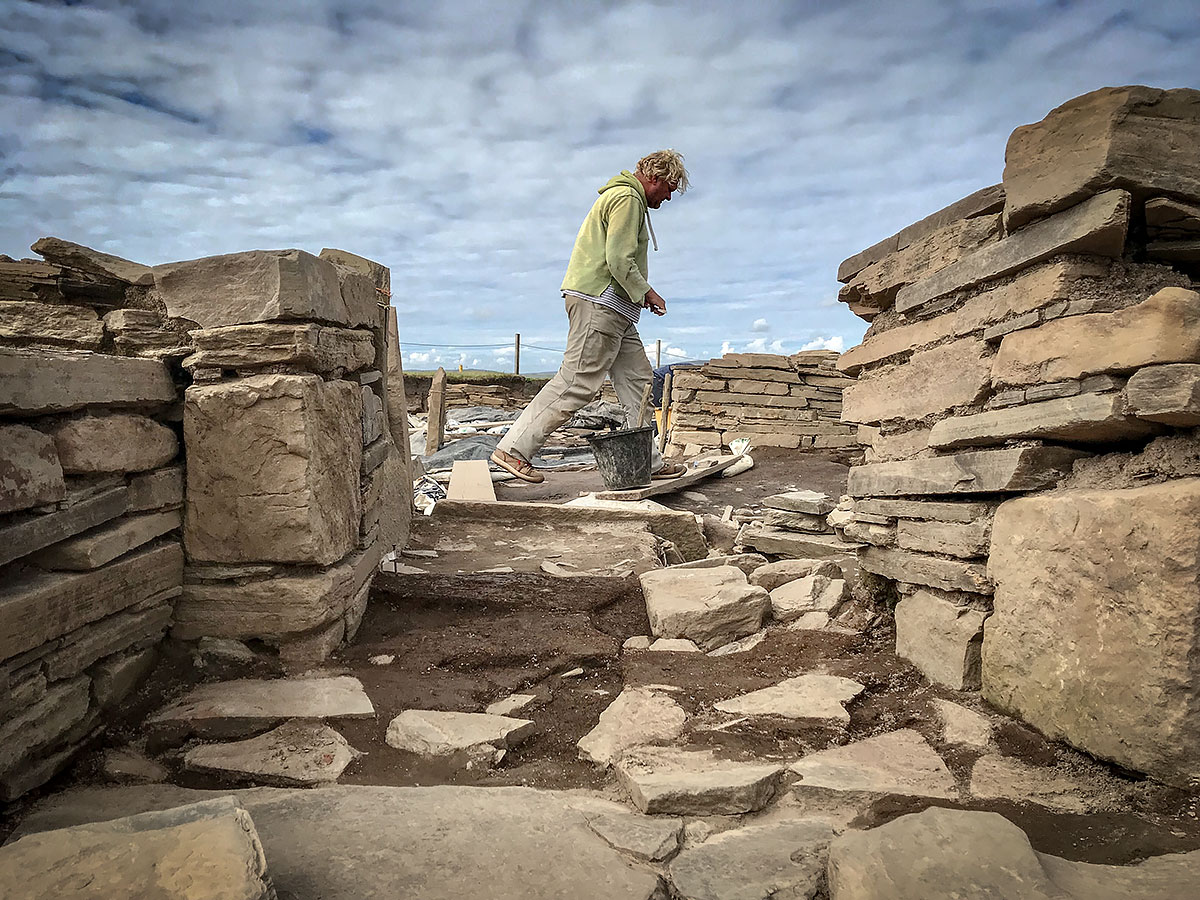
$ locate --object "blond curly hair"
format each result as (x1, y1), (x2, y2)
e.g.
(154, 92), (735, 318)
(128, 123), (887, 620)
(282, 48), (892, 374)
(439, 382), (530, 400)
(636, 149), (690, 193)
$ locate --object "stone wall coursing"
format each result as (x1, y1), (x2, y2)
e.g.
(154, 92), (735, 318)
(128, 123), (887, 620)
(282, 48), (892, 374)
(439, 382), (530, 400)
(666, 351), (859, 453)
(834, 85), (1200, 786)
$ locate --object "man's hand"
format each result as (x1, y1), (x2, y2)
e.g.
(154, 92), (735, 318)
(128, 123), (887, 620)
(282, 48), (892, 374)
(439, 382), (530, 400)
(644, 287), (667, 317)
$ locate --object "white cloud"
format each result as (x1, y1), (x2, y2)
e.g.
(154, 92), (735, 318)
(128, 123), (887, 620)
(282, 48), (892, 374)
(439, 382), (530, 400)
(801, 335), (845, 353)
(751, 318), (769, 333)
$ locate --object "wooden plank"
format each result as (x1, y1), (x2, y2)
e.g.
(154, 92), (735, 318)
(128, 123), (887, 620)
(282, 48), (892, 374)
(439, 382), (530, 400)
(594, 455), (743, 501)
(447, 459), (496, 501)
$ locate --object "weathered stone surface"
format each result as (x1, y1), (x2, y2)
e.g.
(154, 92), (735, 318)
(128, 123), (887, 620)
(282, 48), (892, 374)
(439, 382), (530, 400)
(983, 480), (1200, 786)
(277, 616), (345, 671)
(45, 601), (172, 680)
(994, 287), (1200, 388)
(762, 509), (830, 532)
(750, 559), (842, 592)
(969, 755), (1090, 812)
(127, 466), (183, 512)
(763, 490), (834, 515)
(649, 638), (701, 652)
(667, 553), (768, 576)
(92, 647), (158, 708)
(827, 805), (1200, 900)
(148, 675), (374, 745)
(154, 248), (371, 328)
(1126, 363), (1200, 425)
(386, 709), (534, 763)
(854, 497), (994, 523)
(769, 575), (849, 622)
(486, 694), (537, 717)
(932, 699), (993, 748)
(0, 348), (177, 416)
(737, 525), (863, 559)
(848, 446), (1088, 497)
(670, 819), (835, 900)
(708, 630), (769, 656)
(0, 676), (89, 776)
(185, 719), (361, 786)
(1146, 196), (1200, 240)
(896, 518), (991, 559)
(2, 797), (273, 899)
(32, 236), (155, 284)
(0, 541), (181, 660)
(0, 424), (64, 515)
(842, 337), (992, 425)
(714, 674), (863, 725)
(581, 807), (683, 862)
(895, 589), (989, 690)
(50, 413), (178, 475)
(860, 546), (992, 595)
(33, 509), (181, 570)
(790, 729), (956, 799)
(578, 687), (687, 766)
(0, 484), (128, 567)
(929, 392), (1159, 450)
(841, 520), (895, 546)
(1003, 86), (1200, 232)
(0, 301), (103, 348)
(101, 746), (169, 784)
(639, 566), (769, 651)
(185, 322), (376, 375)
(895, 190), (1130, 314)
(185, 374), (361, 565)
(617, 747), (785, 815)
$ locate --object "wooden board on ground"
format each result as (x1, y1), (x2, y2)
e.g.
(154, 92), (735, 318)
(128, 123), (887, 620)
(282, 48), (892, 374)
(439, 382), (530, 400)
(447, 460), (496, 501)
(594, 455), (743, 501)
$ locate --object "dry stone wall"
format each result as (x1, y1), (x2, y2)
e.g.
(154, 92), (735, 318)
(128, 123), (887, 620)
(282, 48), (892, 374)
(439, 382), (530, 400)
(667, 351), (858, 453)
(835, 85), (1200, 787)
(0, 238), (412, 799)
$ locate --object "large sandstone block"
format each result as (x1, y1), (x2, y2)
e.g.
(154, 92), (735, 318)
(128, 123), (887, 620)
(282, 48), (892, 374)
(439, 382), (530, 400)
(0, 301), (103, 349)
(0, 348), (176, 415)
(993, 287), (1200, 387)
(895, 589), (988, 690)
(185, 374), (362, 565)
(841, 337), (992, 426)
(185, 323), (376, 375)
(1003, 86), (1200, 231)
(154, 248), (372, 329)
(1125, 363), (1200, 425)
(928, 392), (1160, 450)
(50, 413), (178, 474)
(848, 446), (1087, 497)
(895, 190), (1130, 315)
(984, 480), (1200, 786)
(0, 424), (64, 515)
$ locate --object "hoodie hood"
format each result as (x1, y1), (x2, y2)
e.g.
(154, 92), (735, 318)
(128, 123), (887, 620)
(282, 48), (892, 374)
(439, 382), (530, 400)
(598, 170), (646, 205)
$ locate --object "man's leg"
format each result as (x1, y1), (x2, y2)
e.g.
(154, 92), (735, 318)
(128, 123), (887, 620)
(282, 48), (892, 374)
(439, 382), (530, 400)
(498, 296), (624, 464)
(607, 322), (669, 473)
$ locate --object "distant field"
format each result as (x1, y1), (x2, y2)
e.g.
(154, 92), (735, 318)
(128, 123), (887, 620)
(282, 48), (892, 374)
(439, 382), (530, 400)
(404, 370), (554, 382)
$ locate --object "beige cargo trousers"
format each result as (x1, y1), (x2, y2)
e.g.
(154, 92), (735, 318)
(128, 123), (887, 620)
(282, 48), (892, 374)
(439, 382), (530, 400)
(497, 295), (665, 472)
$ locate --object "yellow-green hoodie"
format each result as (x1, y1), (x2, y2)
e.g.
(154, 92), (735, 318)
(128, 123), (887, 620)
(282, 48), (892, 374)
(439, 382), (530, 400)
(561, 171), (651, 303)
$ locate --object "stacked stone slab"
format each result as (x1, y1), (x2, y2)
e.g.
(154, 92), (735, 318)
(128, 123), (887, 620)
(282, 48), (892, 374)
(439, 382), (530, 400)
(174, 247), (411, 667)
(0, 239), (188, 800)
(836, 85), (1200, 786)
(667, 351), (859, 452)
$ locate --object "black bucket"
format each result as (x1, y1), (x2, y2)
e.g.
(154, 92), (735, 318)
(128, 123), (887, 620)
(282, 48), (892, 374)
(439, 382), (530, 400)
(587, 426), (654, 491)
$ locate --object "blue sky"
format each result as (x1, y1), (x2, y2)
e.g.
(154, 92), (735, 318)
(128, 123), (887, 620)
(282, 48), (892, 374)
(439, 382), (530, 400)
(2, 1), (1198, 372)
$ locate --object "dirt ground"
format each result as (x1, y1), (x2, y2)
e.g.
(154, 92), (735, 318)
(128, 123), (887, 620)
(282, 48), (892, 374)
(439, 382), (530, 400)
(13, 449), (1200, 866)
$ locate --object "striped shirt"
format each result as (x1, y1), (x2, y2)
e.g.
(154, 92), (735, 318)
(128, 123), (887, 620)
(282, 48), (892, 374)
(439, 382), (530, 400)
(563, 284), (642, 324)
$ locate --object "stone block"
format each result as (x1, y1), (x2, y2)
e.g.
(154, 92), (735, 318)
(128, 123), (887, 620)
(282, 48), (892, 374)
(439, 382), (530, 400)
(639, 566), (770, 651)
(983, 479), (1200, 786)
(842, 337), (992, 425)
(860, 546), (992, 594)
(50, 413), (178, 475)
(852, 498), (994, 523)
(749, 559), (843, 592)
(32, 236), (154, 284)
(127, 466), (183, 512)
(895, 589), (988, 690)
(0, 424), (65, 515)
(32, 510), (181, 570)
(728, 378), (790, 395)
(616, 747), (785, 815)
(185, 374), (361, 565)
(721, 431), (799, 449)
(0, 542), (183, 661)
(848, 446), (1087, 497)
(789, 729), (957, 799)
(0, 676), (89, 776)
(0, 301), (103, 349)
(577, 687), (687, 766)
(185, 323), (376, 374)
(153, 248), (371, 328)
(323, 260), (380, 329)
(864, 427), (933, 463)
(92, 647), (158, 708)
(897, 518), (990, 559)
(770, 574), (849, 622)
(993, 287), (1200, 387)
(0, 348), (176, 416)
(928, 392), (1161, 450)
(841, 520), (896, 546)
(0, 485), (128, 567)
(763, 489), (834, 515)
(895, 190), (1130, 315)
(1003, 86), (1200, 231)
(1126, 363), (1200, 425)
(44, 601), (172, 680)
(762, 509), (830, 532)
(669, 820), (834, 900)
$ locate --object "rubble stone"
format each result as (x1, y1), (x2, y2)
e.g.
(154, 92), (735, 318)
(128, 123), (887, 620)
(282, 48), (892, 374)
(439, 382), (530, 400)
(649, 638), (702, 652)
(0, 676), (90, 777)
(616, 747), (785, 815)
(184, 719), (361, 786)
(581, 807), (683, 862)
(763, 490), (834, 515)
(895, 589), (989, 690)
(0, 424), (65, 515)
(92, 647), (158, 708)
(640, 566), (770, 651)
(789, 729), (957, 799)
(577, 687), (687, 766)
(50, 413), (178, 474)
(713, 674), (864, 725)
(769, 575), (849, 622)
(749, 558), (843, 592)
(386, 709), (534, 762)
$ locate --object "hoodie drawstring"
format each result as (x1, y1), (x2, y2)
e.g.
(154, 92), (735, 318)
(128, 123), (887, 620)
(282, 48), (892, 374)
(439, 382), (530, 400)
(645, 209), (659, 251)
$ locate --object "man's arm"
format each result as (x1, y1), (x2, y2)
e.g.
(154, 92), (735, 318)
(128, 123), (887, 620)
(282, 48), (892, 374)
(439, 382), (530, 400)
(643, 287), (667, 316)
(604, 194), (653, 303)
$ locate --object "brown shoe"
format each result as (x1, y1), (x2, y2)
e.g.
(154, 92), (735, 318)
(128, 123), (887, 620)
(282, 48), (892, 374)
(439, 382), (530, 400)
(490, 449), (545, 484)
(652, 461), (688, 480)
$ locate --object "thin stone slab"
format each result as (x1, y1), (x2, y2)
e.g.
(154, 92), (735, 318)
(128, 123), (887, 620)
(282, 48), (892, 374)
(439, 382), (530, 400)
(895, 189), (1130, 314)
(0, 347), (177, 416)
(762, 490), (835, 516)
(769, 575), (849, 622)
(932, 699), (993, 748)
(578, 687), (687, 766)
(714, 674), (864, 725)
(581, 807), (683, 863)
(486, 694), (538, 717)
(968, 755), (1091, 813)
(762, 509), (830, 532)
(666, 553), (768, 576)
(0, 424), (64, 515)
(147, 675), (375, 744)
(860, 546), (992, 594)
(617, 747), (786, 815)
(847, 447), (1088, 497)
(33, 236), (155, 284)
(670, 819), (835, 900)
(639, 566), (770, 651)
(852, 498), (994, 523)
(386, 709), (535, 758)
(32, 509), (181, 570)
(749, 559), (843, 592)
(789, 729), (957, 799)
(1126, 363), (1200, 425)
(928, 392), (1160, 449)
(185, 323), (376, 374)
(184, 719), (361, 787)
(737, 525), (863, 559)
(895, 518), (991, 560)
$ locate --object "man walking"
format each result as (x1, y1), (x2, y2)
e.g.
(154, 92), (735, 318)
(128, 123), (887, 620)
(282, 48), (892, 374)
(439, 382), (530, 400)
(491, 150), (690, 484)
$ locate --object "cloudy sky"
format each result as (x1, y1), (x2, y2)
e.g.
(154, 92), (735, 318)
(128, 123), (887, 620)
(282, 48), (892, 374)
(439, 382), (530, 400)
(2, 1), (1197, 372)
